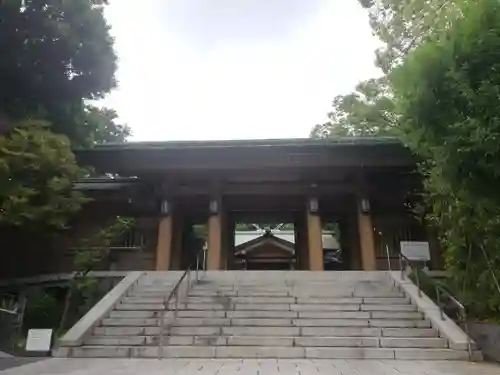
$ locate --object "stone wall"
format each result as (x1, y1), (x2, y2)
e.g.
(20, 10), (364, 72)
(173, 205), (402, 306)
(466, 322), (500, 362)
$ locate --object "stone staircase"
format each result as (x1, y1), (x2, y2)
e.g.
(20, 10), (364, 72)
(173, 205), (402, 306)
(62, 271), (479, 359)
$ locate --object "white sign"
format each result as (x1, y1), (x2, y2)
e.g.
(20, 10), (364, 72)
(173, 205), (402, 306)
(26, 329), (52, 352)
(400, 241), (431, 261)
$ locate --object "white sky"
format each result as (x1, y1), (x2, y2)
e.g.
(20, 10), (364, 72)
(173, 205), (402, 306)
(101, 0), (382, 141)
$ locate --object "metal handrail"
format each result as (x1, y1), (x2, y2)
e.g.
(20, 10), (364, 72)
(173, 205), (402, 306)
(385, 244), (392, 271)
(399, 255), (474, 361)
(399, 253), (422, 296)
(434, 280), (473, 361)
(0, 307), (18, 315)
(157, 249), (206, 359)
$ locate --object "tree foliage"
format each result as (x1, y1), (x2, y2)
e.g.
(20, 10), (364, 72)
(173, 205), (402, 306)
(359, 0), (460, 74)
(59, 216), (135, 332)
(311, 78), (396, 138)
(0, 120), (88, 230)
(391, 0), (500, 318)
(312, 0), (462, 139)
(0, 1), (132, 145)
(0, 1), (130, 246)
(80, 105), (131, 146)
(0, 0), (122, 145)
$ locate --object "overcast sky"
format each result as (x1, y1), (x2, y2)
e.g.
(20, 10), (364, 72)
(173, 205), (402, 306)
(101, 0), (382, 141)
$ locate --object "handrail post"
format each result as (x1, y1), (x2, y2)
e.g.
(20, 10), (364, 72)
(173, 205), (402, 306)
(174, 288), (179, 318)
(436, 285), (444, 320)
(186, 269), (191, 299)
(158, 301), (165, 360)
(385, 244), (392, 271)
(415, 266), (422, 297)
(196, 254), (200, 282)
(463, 309), (473, 361)
(399, 253), (404, 279)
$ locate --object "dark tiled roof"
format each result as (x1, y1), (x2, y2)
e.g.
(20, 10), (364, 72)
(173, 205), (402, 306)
(75, 137), (403, 151)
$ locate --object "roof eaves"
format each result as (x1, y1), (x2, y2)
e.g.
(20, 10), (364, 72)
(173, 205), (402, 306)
(74, 137), (404, 152)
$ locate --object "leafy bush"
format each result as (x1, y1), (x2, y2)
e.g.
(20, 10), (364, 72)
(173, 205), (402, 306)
(392, 0), (500, 321)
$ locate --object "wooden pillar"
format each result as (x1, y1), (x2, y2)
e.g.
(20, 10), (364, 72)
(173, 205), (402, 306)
(307, 198), (324, 271)
(170, 213), (184, 270)
(226, 218), (236, 270)
(294, 216), (308, 270)
(156, 214), (173, 271)
(207, 198), (222, 270)
(358, 198), (377, 270)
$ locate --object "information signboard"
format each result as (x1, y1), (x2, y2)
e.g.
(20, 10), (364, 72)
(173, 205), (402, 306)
(400, 241), (431, 261)
(26, 329), (52, 352)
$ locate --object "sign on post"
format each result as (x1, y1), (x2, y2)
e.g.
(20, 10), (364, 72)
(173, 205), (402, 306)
(400, 241), (431, 262)
(26, 329), (53, 352)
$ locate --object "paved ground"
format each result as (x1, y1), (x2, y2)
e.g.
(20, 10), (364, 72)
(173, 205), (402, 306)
(0, 359), (47, 372)
(0, 359), (499, 375)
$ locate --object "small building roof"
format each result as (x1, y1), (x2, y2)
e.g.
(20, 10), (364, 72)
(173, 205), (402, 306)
(73, 177), (139, 191)
(234, 230), (339, 250)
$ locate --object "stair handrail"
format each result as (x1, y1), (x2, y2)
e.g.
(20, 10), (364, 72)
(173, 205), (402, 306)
(157, 248), (206, 359)
(431, 275), (473, 361)
(399, 253), (474, 361)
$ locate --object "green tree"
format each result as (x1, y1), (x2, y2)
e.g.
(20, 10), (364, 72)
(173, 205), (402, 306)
(80, 105), (131, 146)
(0, 0), (130, 254)
(313, 0), (464, 139)
(0, 0), (118, 144)
(391, 0), (500, 318)
(311, 78), (396, 138)
(59, 216), (134, 332)
(359, 0), (462, 73)
(0, 120), (88, 230)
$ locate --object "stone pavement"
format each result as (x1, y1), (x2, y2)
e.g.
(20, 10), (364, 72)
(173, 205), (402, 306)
(0, 359), (499, 375)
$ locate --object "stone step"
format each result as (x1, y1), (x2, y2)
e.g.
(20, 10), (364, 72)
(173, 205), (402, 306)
(117, 303), (163, 310)
(362, 297), (410, 304)
(359, 304), (416, 312)
(379, 337), (448, 348)
(98, 317), (431, 329)
(176, 310), (227, 318)
(94, 325), (438, 338)
(109, 310), (158, 318)
(225, 310), (298, 319)
(304, 347), (474, 360)
(128, 290), (191, 297)
(370, 311), (423, 319)
(380, 328), (438, 337)
(156, 296), (410, 305)
(187, 289), (404, 296)
(301, 327), (438, 337)
(116, 302), (416, 312)
(168, 318), (430, 328)
(100, 318), (160, 326)
(85, 335), (448, 349)
(69, 345), (475, 359)
(292, 304), (415, 312)
(186, 290), (405, 298)
(107, 309), (423, 321)
(192, 296), (298, 304)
